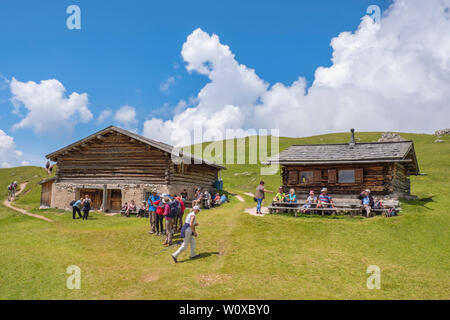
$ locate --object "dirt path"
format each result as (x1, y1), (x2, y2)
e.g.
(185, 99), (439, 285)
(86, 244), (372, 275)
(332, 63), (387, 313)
(3, 183), (54, 223)
(244, 206), (270, 216)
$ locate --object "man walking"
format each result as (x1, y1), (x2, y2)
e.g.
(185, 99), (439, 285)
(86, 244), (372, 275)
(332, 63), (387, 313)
(255, 181), (273, 215)
(172, 206), (200, 263)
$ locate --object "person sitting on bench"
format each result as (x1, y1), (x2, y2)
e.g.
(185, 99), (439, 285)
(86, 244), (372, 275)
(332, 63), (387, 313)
(317, 188), (335, 213)
(273, 187), (286, 202)
(358, 189), (374, 217)
(301, 190), (317, 214)
(125, 200), (137, 217)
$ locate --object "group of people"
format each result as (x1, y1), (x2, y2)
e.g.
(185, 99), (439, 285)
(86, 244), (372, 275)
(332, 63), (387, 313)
(193, 188), (228, 209)
(144, 189), (201, 263)
(272, 185), (336, 213)
(256, 181), (383, 216)
(70, 195), (92, 220)
(7, 181), (18, 201)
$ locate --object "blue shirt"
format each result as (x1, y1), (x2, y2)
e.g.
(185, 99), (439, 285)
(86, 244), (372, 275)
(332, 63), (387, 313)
(362, 196), (370, 205)
(148, 195), (160, 211)
(73, 200), (82, 208)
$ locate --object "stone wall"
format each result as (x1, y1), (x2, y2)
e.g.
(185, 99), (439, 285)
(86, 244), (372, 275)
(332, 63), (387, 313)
(48, 182), (217, 211)
(50, 182), (77, 210)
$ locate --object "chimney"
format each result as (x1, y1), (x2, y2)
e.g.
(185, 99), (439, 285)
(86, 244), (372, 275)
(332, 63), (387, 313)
(349, 128), (356, 147)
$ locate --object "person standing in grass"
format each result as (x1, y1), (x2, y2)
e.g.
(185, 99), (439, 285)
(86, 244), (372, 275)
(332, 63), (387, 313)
(148, 190), (159, 234)
(82, 195), (91, 220)
(174, 195), (185, 233)
(154, 198), (165, 235)
(172, 206), (200, 263)
(163, 197), (175, 246)
(255, 181), (273, 215)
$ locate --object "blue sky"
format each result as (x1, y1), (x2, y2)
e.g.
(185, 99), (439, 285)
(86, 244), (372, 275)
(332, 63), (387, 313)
(5, 0), (446, 168)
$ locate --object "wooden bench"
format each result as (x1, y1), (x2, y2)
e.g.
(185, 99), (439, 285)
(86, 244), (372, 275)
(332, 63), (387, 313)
(268, 201), (399, 217)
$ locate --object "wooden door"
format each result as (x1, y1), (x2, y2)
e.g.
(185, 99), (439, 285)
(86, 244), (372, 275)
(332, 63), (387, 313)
(110, 190), (122, 211)
(80, 189), (103, 210)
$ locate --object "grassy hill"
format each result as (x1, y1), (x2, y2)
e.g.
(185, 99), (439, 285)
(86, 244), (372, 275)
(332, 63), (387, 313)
(0, 131), (449, 299)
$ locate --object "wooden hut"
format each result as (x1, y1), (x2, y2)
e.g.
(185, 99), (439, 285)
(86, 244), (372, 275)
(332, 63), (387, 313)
(39, 126), (225, 211)
(266, 130), (419, 198)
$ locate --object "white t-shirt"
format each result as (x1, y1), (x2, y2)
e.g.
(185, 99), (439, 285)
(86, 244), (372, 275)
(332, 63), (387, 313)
(185, 211), (196, 225)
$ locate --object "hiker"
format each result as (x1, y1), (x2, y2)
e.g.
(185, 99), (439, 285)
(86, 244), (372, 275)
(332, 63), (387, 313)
(148, 190), (160, 234)
(181, 189), (188, 201)
(219, 194), (228, 204)
(213, 193), (221, 207)
(137, 201), (148, 218)
(358, 189), (374, 217)
(255, 181), (273, 215)
(121, 202), (128, 215)
(301, 190), (317, 214)
(71, 198), (83, 219)
(172, 206), (200, 263)
(286, 188), (297, 213)
(273, 187), (286, 202)
(82, 195), (91, 220)
(163, 197), (176, 246)
(45, 161), (50, 174)
(203, 190), (212, 209)
(125, 200), (136, 217)
(317, 188), (335, 213)
(174, 195), (185, 233)
(154, 198), (165, 235)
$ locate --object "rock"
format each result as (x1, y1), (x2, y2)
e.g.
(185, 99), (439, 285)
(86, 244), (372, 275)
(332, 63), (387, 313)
(435, 128), (450, 136)
(234, 171), (251, 176)
(378, 132), (406, 142)
(434, 139), (444, 143)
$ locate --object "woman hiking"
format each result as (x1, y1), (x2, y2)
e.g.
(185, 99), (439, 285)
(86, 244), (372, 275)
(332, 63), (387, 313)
(171, 206), (201, 263)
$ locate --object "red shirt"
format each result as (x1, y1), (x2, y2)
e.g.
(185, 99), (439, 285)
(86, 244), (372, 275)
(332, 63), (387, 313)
(154, 200), (164, 215)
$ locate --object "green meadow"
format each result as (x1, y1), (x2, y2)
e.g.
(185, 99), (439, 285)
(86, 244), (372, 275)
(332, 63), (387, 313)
(0, 131), (449, 299)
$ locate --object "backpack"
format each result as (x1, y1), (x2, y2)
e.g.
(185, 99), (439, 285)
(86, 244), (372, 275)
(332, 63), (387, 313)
(69, 200), (76, 207)
(168, 200), (180, 218)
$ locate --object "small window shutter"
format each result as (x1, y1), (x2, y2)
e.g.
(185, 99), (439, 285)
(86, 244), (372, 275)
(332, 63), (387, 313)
(355, 168), (363, 184)
(328, 169), (337, 183)
(288, 170), (298, 185)
(313, 170), (322, 183)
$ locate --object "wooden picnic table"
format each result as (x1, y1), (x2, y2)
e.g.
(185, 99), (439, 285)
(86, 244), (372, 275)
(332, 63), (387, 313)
(268, 201), (397, 217)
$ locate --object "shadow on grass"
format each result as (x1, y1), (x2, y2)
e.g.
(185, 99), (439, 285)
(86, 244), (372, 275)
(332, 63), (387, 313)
(178, 251), (220, 263)
(402, 195), (434, 210)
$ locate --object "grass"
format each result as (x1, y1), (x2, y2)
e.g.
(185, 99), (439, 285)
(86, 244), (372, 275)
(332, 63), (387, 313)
(0, 131), (449, 299)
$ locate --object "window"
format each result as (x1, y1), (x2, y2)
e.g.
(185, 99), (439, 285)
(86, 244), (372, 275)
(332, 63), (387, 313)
(299, 171), (314, 184)
(338, 170), (355, 183)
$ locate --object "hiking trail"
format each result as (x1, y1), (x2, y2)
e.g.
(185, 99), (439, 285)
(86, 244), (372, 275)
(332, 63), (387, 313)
(3, 183), (54, 223)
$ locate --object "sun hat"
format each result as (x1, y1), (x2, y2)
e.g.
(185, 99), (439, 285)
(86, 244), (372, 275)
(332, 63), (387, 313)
(321, 188), (328, 192)
(193, 205), (201, 211)
(365, 189), (371, 193)
(309, 190), (314, 194)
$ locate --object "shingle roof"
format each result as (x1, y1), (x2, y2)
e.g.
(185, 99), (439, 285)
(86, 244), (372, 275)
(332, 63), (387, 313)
(266, 141), (419, 174)
(46, 126), (225, 170)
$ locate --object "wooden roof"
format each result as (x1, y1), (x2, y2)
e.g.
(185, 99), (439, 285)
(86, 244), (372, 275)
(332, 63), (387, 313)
(266, 141), (419, 175)
(46, 126), (225, 170)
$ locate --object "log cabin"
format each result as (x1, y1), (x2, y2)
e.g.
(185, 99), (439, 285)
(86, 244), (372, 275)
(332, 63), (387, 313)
(265, 130), (419, 199)
(38, 126), (225, 211)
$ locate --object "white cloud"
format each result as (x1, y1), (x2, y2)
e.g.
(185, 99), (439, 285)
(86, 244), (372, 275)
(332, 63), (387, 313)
(0, 129), (23, 168)
(143, 0), (450, 145)
(113, 105), (138, 130)
(97, 108), (112, 124)
(160, 76), (177, 92)
(10, 78), (93, 133)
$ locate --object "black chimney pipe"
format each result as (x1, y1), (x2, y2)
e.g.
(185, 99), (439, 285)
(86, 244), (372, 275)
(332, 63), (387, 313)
(349, 128), (356, 147)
